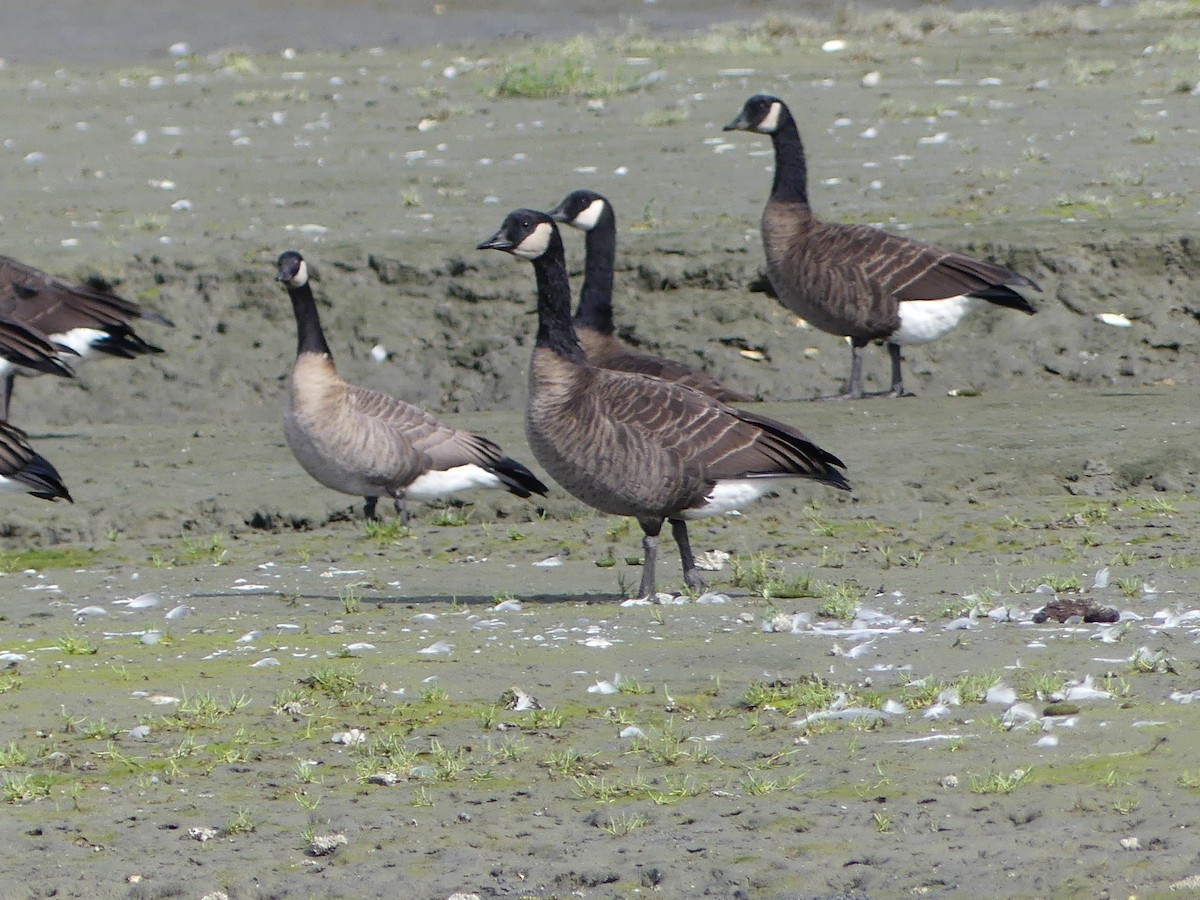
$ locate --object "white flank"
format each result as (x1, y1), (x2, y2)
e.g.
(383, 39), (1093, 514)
(571, 198), (606, 231)
(405, 464), (501, 500)
(757, 101), (783, 134)
(284, 258), (309, 288)
(681, 478), (773, 520)
(49, 326), (110, 358)
(893, 295), (976, 345)
(512, 221), (553, 260)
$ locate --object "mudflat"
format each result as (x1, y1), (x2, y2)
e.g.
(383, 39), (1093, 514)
(0, 4), (1197, 898)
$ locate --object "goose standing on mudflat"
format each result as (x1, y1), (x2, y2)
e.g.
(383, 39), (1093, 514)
(549, 189), (753, 403)
(478, 210), (849, 599)
(0, 421), (72, 502)
(0, 255), (173, 419)
(723, 95), (1039, 400)
(275, 250), (548, 523)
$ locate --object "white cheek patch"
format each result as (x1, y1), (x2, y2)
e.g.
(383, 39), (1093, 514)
(893, 295), (976, 345)
(512, 221), (553, 259)
(285, 259), (309, 288)
(757, 102), (782, 133)
(571, 198), (606, 231)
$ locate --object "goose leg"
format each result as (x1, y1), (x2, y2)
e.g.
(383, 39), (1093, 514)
(671, 518), (707, 592)
(363, 496), (380, 521)
(636, 519), (663, 599)
(0, 372), (13, 421)
(829, 338), (868, 401)
(392, 495), (410, 525)
(887, 342), (912, 397)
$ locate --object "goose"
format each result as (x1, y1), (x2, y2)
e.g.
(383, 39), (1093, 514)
(0, 254), (173, 419)
(0, 318), (78, 385)
(274, 250), (548, 523)
(478, 210), (849, 599)
(548, 189), (753, 403)
(723, 95), (1039, 399)
(0, 421), (72, 502)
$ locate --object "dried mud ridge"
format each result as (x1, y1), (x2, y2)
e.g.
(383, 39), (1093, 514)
(78, 232), (1197, 430)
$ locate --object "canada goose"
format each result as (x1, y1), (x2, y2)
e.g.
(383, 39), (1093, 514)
(274, 250), (548, 523)
(0, 254), (173, 419)
(724, 95), (1039, 399)
(0, 421), (72, 502)
(0, 318), (77, 384)
(548, 189), (753, 403)
(478, 210), (849, 599)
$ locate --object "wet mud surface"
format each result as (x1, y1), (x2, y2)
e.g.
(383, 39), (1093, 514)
(0, 4), (1198, 898)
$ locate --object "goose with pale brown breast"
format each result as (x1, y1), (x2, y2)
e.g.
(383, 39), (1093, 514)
(0, 254), (173, 419)
(549, 189), (753, 403)
(478, 210), (849, 599)
(0, 421), (72, 502)
(724, 95), (1039, 400)
(275, 250), (547, 523)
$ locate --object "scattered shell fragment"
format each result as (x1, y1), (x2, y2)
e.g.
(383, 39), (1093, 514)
(251, 657), (281, 668)
(367, 772), (399, 786)
(694, 549), (730, 571)
(1096, 312), (1132, 327)
(165, 605), (191, 621)
(532, 556), (563, 568)
(187, 826), (219, 842)
(129, 725), (151, 739)
(114, 592), (161, 610)
(939, 774), (959, 789)
(1119, 836), (1141, 851)
(308, 832), (347, 856)
(985, 684), (1017, 705)
(1060, 675), (1112, 702)
(74, 606), (107, 619)
(500, 687), (542, 711)
(861, 71), (881, 88)
(331, 728), (367, 745)
(418, 641), (453, 655)
(822, 39), (847, 52)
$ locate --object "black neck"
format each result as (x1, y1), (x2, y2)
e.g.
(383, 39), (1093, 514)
(286, 280), (333, 358)
(770, 109), (809, 205)
(573, 208), (616, 335)
(533, 233), (587, 364)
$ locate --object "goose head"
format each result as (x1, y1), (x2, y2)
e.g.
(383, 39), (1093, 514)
(724, 94), (787, 135)
(548, 189), (608, 233)
(477, 209), (559, 261)
(276, 250), (309, 288)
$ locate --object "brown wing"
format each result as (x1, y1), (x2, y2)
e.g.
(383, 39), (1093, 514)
(343, 383), (507, 473)
(765, 203), (1037, 338)
(0, 319), (75, 377)
(0, 421), (72, 501)
(0, 255), (173, 332)
(529, 356), (845, 517)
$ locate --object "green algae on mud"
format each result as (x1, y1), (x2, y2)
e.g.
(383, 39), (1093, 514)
(0, 3), (1197, 898)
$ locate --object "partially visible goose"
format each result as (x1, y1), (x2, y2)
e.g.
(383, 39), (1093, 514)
(275, 250), (548, 523)
(0, 421), (72, 502)
(724, 95), (1039, 399)
(0, 318), (78, 385)
(548, 189), (753, 403)
(478, 210), (849, 598)
(0, 254), (173, 419)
